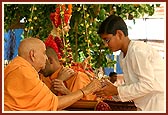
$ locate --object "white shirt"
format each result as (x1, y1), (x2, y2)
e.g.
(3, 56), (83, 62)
(117, 41), (165, 111)
(113, 79), (125, 87)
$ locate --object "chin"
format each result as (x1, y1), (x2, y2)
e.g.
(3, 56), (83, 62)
(110, 49), (115, 52)
(111, 49), (119, 52)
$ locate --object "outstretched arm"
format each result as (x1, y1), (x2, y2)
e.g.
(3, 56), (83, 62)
(52, 78), (102, 110)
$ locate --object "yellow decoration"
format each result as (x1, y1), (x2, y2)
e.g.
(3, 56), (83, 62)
(86, 24), (89, 28)
(62, 58), (66, 62)
(60, 11), (64, 15)
(34, 7), (37, 10)
(30, 26), (33, 30)
(65, 45), (68, 48)
(80, 23), (84, 26)
(77, 7), (81, 11)
(28, 18), (32, 22)
(33, 16), (37, 20)
(86, 14), (89, 17)
(24, 28), (28, 31)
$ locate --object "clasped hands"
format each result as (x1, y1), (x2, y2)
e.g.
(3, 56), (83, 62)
(51, 66), (118, 97)
(94, 79), (118, 98)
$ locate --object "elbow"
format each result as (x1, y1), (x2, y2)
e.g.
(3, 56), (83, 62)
(142, 81), (155, 93)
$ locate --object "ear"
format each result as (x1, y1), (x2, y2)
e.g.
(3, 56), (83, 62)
(116, 30), (124, 39)
(29, 49), (35, 62)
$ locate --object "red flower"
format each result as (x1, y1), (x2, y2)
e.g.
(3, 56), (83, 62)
(44, 35), (62, 59)
(50, 4), (72, 28)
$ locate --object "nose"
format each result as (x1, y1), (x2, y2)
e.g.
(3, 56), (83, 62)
(103, 42), (108, 47)
(45, 55), (48, 62)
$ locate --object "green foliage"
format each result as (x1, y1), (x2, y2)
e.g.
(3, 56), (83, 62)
(4, 4), (56, 39)
(4, 3), (160, 69)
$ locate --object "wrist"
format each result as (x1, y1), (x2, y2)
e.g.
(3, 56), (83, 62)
(80, 89), (86, 98)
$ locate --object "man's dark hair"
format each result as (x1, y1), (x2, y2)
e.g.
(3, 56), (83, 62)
(109, 72), (117, 77)
(98, 14), (128, 36)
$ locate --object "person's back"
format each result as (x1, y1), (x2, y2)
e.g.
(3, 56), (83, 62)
(4, 38), (58, 111)
(119, 40), (165, 111)
(120, 40), (165, 87)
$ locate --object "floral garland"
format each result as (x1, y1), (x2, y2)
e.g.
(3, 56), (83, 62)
(50, 4), (72, 29)
(46, 4), (73, 67)
(44, 34), (62, 59)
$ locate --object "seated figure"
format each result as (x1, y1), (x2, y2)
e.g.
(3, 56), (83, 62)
(4, 37), (102, 111)
(39, 46), (97, 100)
(40, 4), (111, 110)
(40, 4), (97, 100)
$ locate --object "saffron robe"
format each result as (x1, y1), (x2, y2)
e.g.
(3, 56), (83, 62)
(40, 67), (96, 100)
(4, 56), (58, 111)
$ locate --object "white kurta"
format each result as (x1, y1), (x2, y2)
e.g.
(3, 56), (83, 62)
(118, 41), (165, 111)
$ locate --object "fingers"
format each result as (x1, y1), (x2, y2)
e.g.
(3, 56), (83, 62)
(61, 68), (75, 75)
(93, 87), (107, 97)
(52, 78), (62, 83)
(52, 79), (63, 86)
(62, 67), (74, 72)
(58, 67), (76, 81)
(52, 79), (65, 90)
(91, 79), (102, 90)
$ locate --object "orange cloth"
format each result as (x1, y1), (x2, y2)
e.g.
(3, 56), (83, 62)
(4, 56), (58, 111)
(40, 67), (96, 100)
(71, 62), (96, 80)
(65, 71), (96, 100)
(39, 67), (63, 89)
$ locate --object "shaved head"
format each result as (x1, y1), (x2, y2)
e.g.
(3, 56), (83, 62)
(40, 46), (61, 77)
(46, 46), (59, 62)
(18, 38), (44, 57)
(18, 37), (47, 72)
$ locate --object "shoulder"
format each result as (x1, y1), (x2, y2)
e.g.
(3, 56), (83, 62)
(129, 41), (153, 55)
(131, 41), (148, 50)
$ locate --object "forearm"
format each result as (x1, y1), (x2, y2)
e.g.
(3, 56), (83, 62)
(118, 81), (154, 102)
(57, 89), (84, 110)
(51, 83), (71, 95)
(56, 79), (101, 110)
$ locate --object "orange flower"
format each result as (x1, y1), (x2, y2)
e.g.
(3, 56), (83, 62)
(50, 4), (73, 28)
(68, 4), (72, 14)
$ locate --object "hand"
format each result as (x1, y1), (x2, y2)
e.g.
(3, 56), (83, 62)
(57, 67), (76, 81)
(81, 78), (102, 96)
(94, 79), (118, 97)
(51, 79), (71, 95)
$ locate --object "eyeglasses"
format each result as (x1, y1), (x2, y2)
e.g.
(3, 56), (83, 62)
(103, 38), (111, 44)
